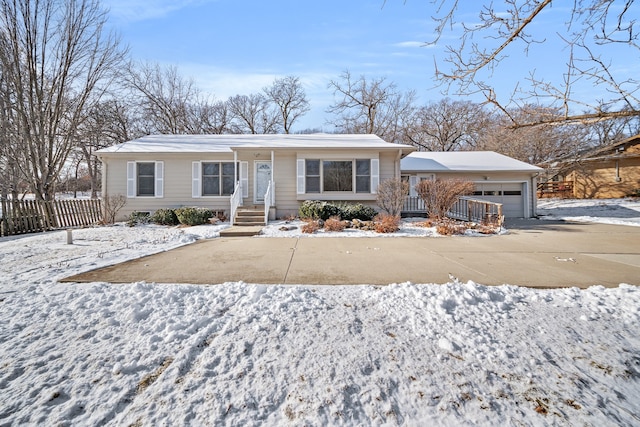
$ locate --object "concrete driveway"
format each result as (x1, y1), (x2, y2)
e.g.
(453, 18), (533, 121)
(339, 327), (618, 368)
(63, 219), (640, 288)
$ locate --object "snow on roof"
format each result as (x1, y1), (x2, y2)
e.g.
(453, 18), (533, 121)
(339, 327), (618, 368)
(96, 134), (416, 154)
(401, 151), (543, 173)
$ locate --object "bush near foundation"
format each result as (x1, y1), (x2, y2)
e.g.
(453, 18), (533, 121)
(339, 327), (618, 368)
(324, 216), (346, 232)
(376, 178), (409, 217)
(151, 208), (180, 226)
(435, 218), (470, 235)
(298, 201), (340, 220)
(301, 219), (320, 234)
(374, 214), (401, 233)
(298, 201), (377, 221)
(174, 207), (214, 226)
(337, 203), (377, 221)
(415, 178), (474, 219)
(127, 211), (150, 227)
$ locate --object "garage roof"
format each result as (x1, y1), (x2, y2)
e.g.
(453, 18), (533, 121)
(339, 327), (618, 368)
(401, 151), (542, 173)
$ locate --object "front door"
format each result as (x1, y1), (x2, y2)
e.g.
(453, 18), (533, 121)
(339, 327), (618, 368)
(254, 161), (272, 204)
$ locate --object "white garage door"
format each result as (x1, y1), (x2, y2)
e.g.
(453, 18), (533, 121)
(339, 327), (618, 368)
(473, 183), (525, 218)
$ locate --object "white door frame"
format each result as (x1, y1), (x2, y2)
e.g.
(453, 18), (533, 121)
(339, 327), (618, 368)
(254, 160), (272, 204)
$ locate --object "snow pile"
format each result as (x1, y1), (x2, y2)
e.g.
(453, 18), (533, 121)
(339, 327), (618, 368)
(0, 198), (639, 425)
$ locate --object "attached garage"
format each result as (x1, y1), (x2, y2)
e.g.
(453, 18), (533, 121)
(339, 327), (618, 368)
(473, 182), (525, 218)
(401, 151), (543, 218)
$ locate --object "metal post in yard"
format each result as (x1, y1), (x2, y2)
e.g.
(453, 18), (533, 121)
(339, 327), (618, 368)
(66, 229), (73, 245)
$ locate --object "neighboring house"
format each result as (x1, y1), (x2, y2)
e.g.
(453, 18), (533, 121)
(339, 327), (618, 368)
(539, 134), (640, 199)
(97, 134), (416, 222)
(401, 151), (543, 218)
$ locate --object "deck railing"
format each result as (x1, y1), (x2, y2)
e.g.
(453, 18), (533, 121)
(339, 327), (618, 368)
(537, 180), (573, 198)
(447, 196), (504, 226)
(402, 196), (425, 212)
(230, 181), (242, 225)
(263, 180), (274, 225)
(402, 196), (503, 226)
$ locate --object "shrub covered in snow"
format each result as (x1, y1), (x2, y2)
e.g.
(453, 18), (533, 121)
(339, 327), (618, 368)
(298, 200), (376, 221)
(151, 208), (180, 226)
(127, 211), (150, 227)
(298, 200), (340, 220)
(174, 207), (214, 226)
(338, 203), (377, 221)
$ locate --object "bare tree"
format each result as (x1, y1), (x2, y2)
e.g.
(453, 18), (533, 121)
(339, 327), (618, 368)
(428, 0), (640, 127)
(126, 62), (199, 134)
(192, 100), (230, 134)
(478, 105), (587, 164)
(264, 76), (310, 134)
(0, 0), (126, 202)
(405, 98), (490, 151)
(415, 178), (474, 219)
(327, 70), (416, 143)
(584, 111), (640, 147)
(227, 93), (280, 134)
(75, 99), (138, 198)
(376, 178), (409, 217)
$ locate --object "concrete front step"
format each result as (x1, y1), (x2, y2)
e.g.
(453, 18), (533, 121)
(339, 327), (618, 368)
(219, 225), (264, 237)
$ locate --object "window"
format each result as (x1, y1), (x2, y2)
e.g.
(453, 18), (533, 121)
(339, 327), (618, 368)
(202, 162), (237, 196)
(305, 160), (320, 193)
(323, 160), (352, 191)
(127, 161), (163, 198)
(355, 159), (371, 193)
(137, 162), (155, 196)
(298, 159), (378, 194)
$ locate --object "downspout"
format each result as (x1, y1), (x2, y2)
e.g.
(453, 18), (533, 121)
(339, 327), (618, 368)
(531, 172), (540, 218)
(396, 149), (402, 178)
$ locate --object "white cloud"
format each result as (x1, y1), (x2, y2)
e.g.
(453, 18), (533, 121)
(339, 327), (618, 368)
(394, 41), (426, 48)
(103, 0), (214, 23)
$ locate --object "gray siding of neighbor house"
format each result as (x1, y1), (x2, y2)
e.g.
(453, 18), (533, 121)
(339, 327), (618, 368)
(102, 150), (402, 221)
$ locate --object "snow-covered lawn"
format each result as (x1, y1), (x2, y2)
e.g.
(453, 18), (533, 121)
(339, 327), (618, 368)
(1, 199), (639, 426)
(538, 197), (640, 227)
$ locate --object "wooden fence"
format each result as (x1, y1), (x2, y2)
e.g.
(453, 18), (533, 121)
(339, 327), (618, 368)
(0, 199), (102, 237)
(537, 180), (574, 198)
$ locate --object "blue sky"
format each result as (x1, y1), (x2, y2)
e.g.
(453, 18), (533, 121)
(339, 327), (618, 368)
(102, 0), (638, 131)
